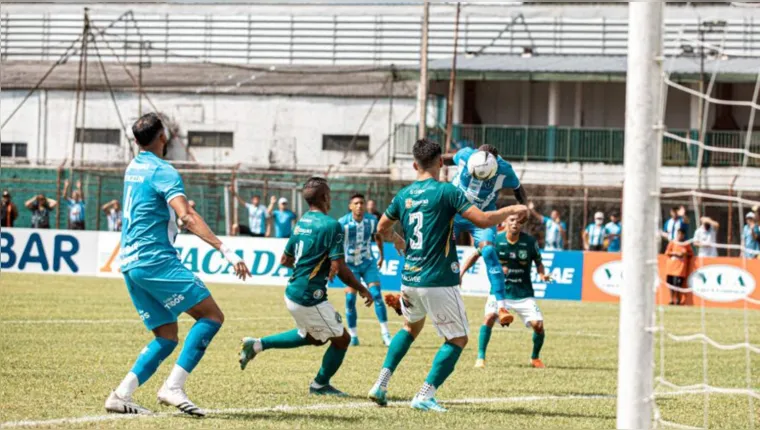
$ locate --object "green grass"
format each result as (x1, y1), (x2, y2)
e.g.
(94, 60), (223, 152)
(0, 272), (758, 429)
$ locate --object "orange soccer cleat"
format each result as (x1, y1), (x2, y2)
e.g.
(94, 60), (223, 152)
(384, 294), (403, 316)
(497, 308), (514, 327)
(530, 358), (546, 369)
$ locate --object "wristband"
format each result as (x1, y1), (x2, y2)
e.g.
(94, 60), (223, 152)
(220, 243), (242, 265)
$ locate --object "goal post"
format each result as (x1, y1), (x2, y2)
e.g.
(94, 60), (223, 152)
(617, 2), (664, 429)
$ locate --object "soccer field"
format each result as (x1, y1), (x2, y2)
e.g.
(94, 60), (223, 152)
(1, 273), (758, 429)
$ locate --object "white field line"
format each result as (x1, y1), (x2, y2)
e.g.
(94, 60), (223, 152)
(0, 394), (614, 429)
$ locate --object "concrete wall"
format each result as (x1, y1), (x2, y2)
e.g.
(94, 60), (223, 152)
(0, 90), (416, 168)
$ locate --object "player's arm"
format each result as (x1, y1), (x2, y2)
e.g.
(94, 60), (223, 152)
(374, 230), (385, 268)
(46, 197), (58, 209)
(63, 179), (71, 200)
(461, 204), (528, 229)
(513, 185), (528, 205)
(101, 199), (116, 213)
(229, 185), (247, 206)
(267, 196), (276, 215)
(527, 201), (544, 222)
(24, 196), (36, 209)
(459, 251), (481, 281)
(534, 241), (552, 282)
(280, 236), (297, 268)
(377, 214), (405, 256)
(582, 227), (590, 250)
(701, 216), (719, 228)
(76, 180), (84, 201)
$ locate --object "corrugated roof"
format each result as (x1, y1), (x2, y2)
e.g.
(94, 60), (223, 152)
(425, 54), (760, 81)
(0, 61), (417, 98)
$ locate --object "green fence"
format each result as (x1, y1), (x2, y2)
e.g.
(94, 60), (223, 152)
(395, 124), (760, 167)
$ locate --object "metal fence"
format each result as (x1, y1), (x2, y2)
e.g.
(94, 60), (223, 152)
(2, 9), (760, 65)
(395, 123), (760, 167)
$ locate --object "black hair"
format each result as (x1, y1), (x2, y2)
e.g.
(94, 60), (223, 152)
(132, 112), (164, 147)
(349, 193), (365, 202)
(412, 138), (442, 169)
(670, 206), (679, 214)
(479, 144), (499, 157)
(302, 176), (330, 206)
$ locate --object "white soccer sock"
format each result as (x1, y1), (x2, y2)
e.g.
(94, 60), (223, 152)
(115, 372), (139, 398)
(165, 365), (189, 390)
(497, 299), (509, 309)
(379, 322), (390, 335)
(348, 327), (358, 338)
(376, 368), (392, 389)
(253, 339), (263, 354)
(417, 382), (436, 400)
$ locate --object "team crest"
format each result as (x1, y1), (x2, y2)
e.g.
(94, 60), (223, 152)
(451, 262), (460, 274)
(405, 198), (413, 209)
(313, 289), (325, 300)
(518, 250), (528, 260)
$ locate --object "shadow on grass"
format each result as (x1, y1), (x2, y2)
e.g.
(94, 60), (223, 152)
(212, 411), (365, 423)
(465, 405), (615, 420)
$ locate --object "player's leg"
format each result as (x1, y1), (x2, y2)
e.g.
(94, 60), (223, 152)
(345, 286), (359, 345)
(529, 320), (546, 368)
(475, 295), (499, 368)
(511, 298), (545, 368)
(369, 287), (425, 406)
(666, 275), (677, 305)
(106, 270), (179, 414)
(311, 325), (351, 397)
(364, 261), (391, 346)
(475, 226), (514, 326)
(412, 287), (470, 412)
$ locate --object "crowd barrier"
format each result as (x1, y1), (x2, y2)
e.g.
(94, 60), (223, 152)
(2, 228), (757, 309)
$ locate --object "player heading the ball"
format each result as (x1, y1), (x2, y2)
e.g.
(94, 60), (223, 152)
(368, 138), (528, 412)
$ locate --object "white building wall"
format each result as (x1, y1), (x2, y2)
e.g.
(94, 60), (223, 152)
(0, 90), (416, 168)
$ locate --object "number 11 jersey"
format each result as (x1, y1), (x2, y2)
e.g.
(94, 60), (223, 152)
(385, 178), (473, 288)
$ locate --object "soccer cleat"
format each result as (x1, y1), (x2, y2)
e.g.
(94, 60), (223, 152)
(384, 293), (403, 316)
(474, 358), (486, 369)
(530, 358), (546, 369)
(104, 391), (152, 415)
(368, 385), (388, 407)
(411, 395), (447, 412)
(381, 332), (392, 347)
(157, 384), (206, 417)
(498, 308), (514, 327)
(239, 337), (258, 370)
(309, 384), (349, 397)
(350, 336), (360, 346)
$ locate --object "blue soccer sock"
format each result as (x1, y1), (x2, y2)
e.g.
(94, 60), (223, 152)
(176, 318), (222, 373)
(314, 344), (348, 386)
(477, 325), (492, 360)
(345, 292), (358, 336)
(369, 286), (388, 324)
(116, 337), (177, 397)
(424, 342), (464, 390)
(261, 329), (310, 350)
(481, 244), (507, 301)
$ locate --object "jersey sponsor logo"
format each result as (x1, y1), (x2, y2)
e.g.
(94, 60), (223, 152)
(294, 226), (313, 235)
(451, 262), (460, 274)
(488, 267), (502, 275)
(592, 260), (623, 297)
(404, 199), (429, 209)
(410, 189), (427, 196)
(688, 265), (756, 303)
(163, 294), (185, 310)
(402, 274), (422, 283)
(138, 310), (151, 321)
(434, 313), (454, 326)
(312, 289), (325, 300)
(404, 263), (422, 272)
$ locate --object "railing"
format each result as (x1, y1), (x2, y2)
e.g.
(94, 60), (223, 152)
(394, 124), (760, 167)
(2, 9), (760, 65)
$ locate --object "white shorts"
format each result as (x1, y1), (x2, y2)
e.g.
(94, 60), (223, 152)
(285, 296), (345, 343)
(401, 285), (469, 339)
(484, 296), (543, 327)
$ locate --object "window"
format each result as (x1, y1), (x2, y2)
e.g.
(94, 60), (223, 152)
(76, 128), (120, 145)
(322, 134), (370, 152)
(188, 131), (233, 148)
(1, 142), (28, 158)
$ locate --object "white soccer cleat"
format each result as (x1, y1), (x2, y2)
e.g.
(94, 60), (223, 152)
(104, 391), (152, 415)
(157, 384), (206, 417)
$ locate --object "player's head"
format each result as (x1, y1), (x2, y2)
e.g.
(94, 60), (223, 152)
(113, 201), (121, 211)
(746, 211), (755, 225)
(72, 190), (82, 202)
(610, 212), (619, 223)
(412, 138), (442, 176)
(349, 193), (366, 218)
(594, 211), (604, 225)
(551, 209), (561, 220)
(251, 195), (261, 206)
(505, 213), (526, 234)
(132, 112), (169, 157)
(36, 194), (47, 206)
(676, 228), (686, 241)
(2, 190), (10, 203)
(478, 144), (499, 158)
(366, 199), (377, 213)
(303, 176), (331, 212)
(279, 197), (289, 211)
(670, 207), (679, 219)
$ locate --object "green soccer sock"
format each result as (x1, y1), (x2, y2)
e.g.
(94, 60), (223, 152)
(261, 329), (310, 351)
(424, 342), (464, 389)
(532, 331), (545, 360)
(314, 344), (347, 386)
(477, 325), (492, 360)
(382, 329), (415, 372)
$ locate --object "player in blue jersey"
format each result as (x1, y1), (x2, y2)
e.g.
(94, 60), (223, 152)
(443, 144), (528, 326)
(339, 193), (391, 347)
(105, 113), (250, 417)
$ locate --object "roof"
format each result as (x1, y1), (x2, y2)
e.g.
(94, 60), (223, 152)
(418, 54), (760, 82)
(0, 61), (417, 98)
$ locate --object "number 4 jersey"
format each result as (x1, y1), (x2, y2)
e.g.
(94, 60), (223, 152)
(385, 178), (473, 288)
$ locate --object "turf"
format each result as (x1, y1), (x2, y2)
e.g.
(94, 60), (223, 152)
(0, 272), (758, 429)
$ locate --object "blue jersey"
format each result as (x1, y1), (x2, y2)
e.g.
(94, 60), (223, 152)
(119, 151), (186, 271)
(451, 147), (521, 210)
(67, 199), (86, 223)
(664, 217), (687, 241)
(743, 224), (760, 256)
(339, 213), (377, 266)
(605, 221), (622, 252)
(273, 209), (297, 238)
(543, 216), (566, 250)
(585, 223), (605, 247)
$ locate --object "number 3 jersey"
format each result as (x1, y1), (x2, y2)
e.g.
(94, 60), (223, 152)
(283, 210), (345, 307)
(385, 178), (473, 288)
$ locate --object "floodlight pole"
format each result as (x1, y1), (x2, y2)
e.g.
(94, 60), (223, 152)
(617, 2), (663, 429)
(417, 0), (429, 140)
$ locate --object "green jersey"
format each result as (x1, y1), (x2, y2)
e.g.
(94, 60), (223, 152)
(494, 231), (542, 300)
(283, 210), (344, 307)
(385, 178), (472, 287)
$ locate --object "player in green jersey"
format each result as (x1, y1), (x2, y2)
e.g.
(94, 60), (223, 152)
(367, 138), (528, 412)
(238, 177), (373, 397)
(461, 213), (552, 369)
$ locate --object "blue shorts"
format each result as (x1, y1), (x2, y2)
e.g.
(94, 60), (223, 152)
(123, 258), (211, 330)
(454, 214), (496, 246)
(347, 259), (381, 288)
